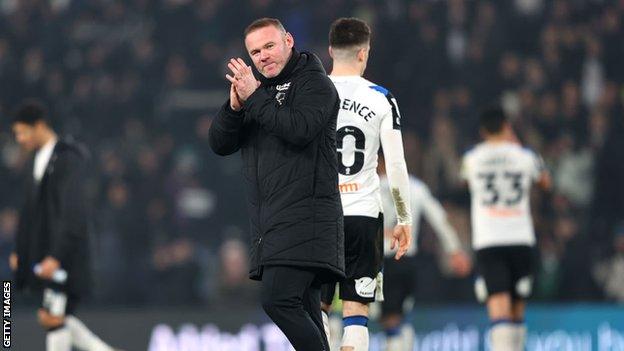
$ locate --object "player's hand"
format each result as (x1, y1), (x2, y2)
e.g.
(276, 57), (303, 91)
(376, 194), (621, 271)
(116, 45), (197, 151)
(390, 224), (411, 260)
(230, 84), (243, 112)
(9, 252), (17, 271)
(226, 58), (260, 102)
(37, 308), (64, 329)
(449, 251), (472, 277)
(37, 256), (61, 280)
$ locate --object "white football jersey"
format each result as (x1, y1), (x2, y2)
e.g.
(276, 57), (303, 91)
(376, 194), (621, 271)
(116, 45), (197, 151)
(330, 76), (402, 218)
(461, 142), (545, 250)
(381, 176), (461, 257)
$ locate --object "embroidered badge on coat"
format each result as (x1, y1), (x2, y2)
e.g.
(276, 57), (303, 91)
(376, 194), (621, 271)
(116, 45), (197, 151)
(275, 82), (291, 105)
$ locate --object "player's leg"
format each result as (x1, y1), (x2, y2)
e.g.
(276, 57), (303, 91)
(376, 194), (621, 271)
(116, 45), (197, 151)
(341, 300), (370, 351)
(66, 315), (117, 351)
(40, 288), (71, 351)
(261, 265), (328, 351)
(380, 256), (412, 351)
(339, 214), (385, 351)
(475, 247), (515, 351)
(40, 311), (71, 351)
(46, 327), (72, 351)
(42, 287), (118, 351)
(381, 313), (403, 351)
(486, 292), (516, 351)
(511, 300), (527, 351)
(64, 293), (119, 351)
(508, 245), (535, 351)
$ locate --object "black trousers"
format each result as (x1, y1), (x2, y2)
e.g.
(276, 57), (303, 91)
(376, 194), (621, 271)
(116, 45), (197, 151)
(261, 265), (329, 351)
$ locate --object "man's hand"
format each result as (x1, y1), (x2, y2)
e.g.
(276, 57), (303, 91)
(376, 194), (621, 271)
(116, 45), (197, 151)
(448, 251), (472, 277)
(37, 308), (64, 329)
(390, 224), (411, 260)
(538, 171), (552, 191)
(230, 84), (243, 111)
(9, 252), (17, 271)
(225, 58), (260, 102)
(36, 256), (60, 280)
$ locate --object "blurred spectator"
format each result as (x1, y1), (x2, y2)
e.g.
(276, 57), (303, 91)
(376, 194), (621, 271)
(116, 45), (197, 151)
(593, 223), (624, 303)
(0, 208), (16, 280)
(213, 238), (259, 307)
(151, 237), (201, 305)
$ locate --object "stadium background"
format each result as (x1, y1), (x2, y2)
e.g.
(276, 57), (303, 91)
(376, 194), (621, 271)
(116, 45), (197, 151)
(0, 0), (623, 350)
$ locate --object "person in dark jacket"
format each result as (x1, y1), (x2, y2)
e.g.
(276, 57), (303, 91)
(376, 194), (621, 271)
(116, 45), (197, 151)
(10, 100), (118, 351)
(209, 18), (344, 351)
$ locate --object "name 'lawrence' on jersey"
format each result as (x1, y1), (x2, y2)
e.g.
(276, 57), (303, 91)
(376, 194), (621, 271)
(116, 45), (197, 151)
(330, 76), (401, 218)
(461, 142), (545, 250)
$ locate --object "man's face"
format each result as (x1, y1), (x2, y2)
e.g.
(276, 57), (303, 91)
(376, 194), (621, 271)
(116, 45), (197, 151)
(245, 25), (294, 78)
(12, 122), (41, 151)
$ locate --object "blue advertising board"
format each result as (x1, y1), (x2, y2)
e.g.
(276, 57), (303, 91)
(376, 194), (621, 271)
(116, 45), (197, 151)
(10, 304), (624, 350)
(145, 304), (624, 351)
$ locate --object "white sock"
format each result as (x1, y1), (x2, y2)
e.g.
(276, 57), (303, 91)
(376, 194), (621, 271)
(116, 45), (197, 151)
(322, 311), (331, 345)
(512, 322), (527, 351)
(47, 327), (72, 351)
(490, 321), (515, 351)
(384, 333), (403, 351)
(400, 324), (414, 351)
(329, 315), (344, 350)
(341, 325), (369, 350)
(66, 315), (114, 351)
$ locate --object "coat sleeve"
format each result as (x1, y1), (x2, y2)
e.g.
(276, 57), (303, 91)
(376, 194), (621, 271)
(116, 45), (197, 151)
(14, 167), (33, 288)
(209, 100), (246, 156)
(49, 151), (88, 262)
(244, 75), (338, 146)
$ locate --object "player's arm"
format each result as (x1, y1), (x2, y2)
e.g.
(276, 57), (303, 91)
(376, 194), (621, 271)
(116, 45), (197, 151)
(379, 93), (411, 260)
(537, 171), (552, 191)
(532, 153), (552, 191)
(381, 131), (411, 226)
(459, 153), (470, 188)
(419, 185), (472, 276)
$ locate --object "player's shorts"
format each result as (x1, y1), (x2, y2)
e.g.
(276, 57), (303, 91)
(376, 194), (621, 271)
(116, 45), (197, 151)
(381, 255), (417, 316)
(321, 214), (384, 304)
(40, 282), (79, 317)
(474, 245), (536, 302)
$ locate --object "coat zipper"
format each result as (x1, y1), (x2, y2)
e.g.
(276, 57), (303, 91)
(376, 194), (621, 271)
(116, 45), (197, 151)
(255, 124), (263, 271)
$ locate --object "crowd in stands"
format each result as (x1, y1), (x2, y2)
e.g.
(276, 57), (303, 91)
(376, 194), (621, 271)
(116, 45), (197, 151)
(0, 0), (622, 305)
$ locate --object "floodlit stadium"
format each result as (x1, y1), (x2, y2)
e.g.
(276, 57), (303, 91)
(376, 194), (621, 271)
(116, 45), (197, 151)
(1, 1), (623, 350)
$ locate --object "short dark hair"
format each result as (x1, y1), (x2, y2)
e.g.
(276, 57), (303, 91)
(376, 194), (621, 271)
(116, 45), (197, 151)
(12, 99), (49, 126)
(480, 106), (507, 134)
(329, 17), (371, 49)
(244, 18), (286, 37)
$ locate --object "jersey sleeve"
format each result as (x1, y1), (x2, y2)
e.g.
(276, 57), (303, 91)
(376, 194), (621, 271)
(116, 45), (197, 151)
(459, 154), (470, 181)
(379, 90), (411, 225)
(530, 152), (546, 181)
(378, 89), (401, 131)
(418, 183), (462, 253)
(380, 178), (398, 229)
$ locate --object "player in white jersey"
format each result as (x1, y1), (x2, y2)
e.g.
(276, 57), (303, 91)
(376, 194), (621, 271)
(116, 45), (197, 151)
(320, 18), (412, 351)
(378, 157), (472, 351)
(461, 106), (551, 351)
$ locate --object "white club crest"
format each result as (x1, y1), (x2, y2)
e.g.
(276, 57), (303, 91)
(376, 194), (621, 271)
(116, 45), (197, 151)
(276, 82), (291, 91)
(354, 277), (376, 298)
